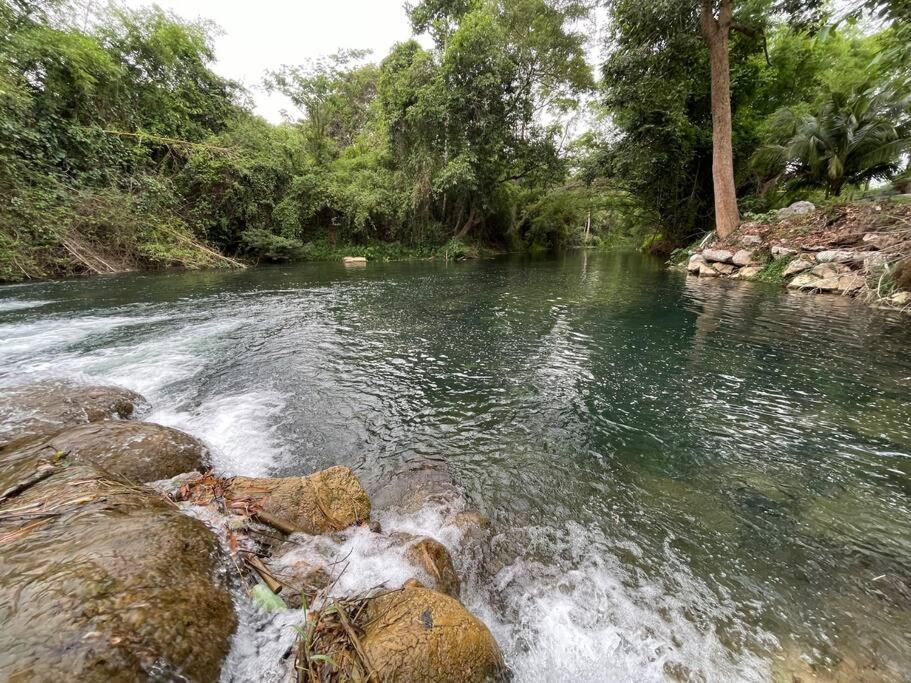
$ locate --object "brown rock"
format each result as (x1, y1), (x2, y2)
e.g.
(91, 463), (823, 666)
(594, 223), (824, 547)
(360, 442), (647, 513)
(788, 273), (820, 290)
(0, 421), (208, 483)
(0, 381), (146, 448)
(697, 263), (719, 278)
(404, 536), (461, 598)
(686, 254), (705, 273)
(358, 586), (506, 682)
(0, 453), (236, 682)
(228, 465), (371, 533)
(712, 262), (736, 275)
(732, 249), (753, 266)
(737, 266), (762, 279)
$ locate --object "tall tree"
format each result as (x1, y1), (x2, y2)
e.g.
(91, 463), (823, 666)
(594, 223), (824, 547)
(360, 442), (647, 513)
(700, 0), (740, 237)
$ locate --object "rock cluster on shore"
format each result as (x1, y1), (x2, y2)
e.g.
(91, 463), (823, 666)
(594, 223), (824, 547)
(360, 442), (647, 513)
(0, 381), (506, 682)
(682, 200), (911, 310)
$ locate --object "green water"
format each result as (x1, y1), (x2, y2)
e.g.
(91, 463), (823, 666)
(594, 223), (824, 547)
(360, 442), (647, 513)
(1, 250), (909, 681)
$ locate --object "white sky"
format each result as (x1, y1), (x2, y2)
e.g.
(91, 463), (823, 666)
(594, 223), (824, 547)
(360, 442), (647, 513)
(122, 0), (421, 122)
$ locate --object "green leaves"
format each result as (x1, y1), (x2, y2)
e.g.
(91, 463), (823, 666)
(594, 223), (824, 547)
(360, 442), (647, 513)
(753, 87), (910, 196)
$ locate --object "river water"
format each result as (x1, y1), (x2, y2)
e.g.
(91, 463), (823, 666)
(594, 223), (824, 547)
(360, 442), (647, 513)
(1, 251), (909, 681)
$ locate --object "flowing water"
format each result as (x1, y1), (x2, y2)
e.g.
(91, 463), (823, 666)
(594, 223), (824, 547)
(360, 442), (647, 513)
(1, 251), (910, 682)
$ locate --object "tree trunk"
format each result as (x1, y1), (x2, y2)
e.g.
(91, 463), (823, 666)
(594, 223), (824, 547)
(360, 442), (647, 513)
(700, 0), (740, 238)
(455, 205), (478, 239)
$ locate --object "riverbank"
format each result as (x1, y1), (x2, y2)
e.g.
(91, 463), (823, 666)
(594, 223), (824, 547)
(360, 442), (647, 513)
(677, 199), (911, 312)
(0, 380), (506, 681)
(0, 229), (503, 284)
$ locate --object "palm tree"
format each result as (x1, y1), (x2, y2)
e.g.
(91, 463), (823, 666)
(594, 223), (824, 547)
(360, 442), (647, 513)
(752, 88), (911, 197)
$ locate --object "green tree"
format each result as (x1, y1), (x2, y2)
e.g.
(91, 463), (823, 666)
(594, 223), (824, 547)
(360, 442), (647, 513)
(753, 88), (911, 196)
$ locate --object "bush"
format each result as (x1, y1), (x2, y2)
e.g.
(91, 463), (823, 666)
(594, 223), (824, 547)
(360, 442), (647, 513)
(240, 229), (304, 262)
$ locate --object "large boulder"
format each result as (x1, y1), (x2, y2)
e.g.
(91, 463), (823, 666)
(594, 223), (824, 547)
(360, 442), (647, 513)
(702, 248), (734, 264)
(228, 465), (370, 533)
(0, 421), (208, 483)
(0, 452), (236, 681)
(357, 586), (506, 682)
(777, 200), (815, 218)
(0, 381), (145, 448)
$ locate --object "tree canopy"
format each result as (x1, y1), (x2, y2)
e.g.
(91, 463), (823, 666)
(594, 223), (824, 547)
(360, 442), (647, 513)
(0, 0), (908, 280)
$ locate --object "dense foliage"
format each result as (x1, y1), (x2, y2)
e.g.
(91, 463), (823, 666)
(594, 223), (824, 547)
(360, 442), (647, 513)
(0, 0), (908, 280)
(597, 0), (910, 250)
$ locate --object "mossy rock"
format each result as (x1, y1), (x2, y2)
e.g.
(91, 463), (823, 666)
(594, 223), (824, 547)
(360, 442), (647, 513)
(0, 421), (209, 483)
(358, 586), (506, 682)
(228, 465), (371, 533)
(0, 452), (236, 681)
(0, 381), (146, 448)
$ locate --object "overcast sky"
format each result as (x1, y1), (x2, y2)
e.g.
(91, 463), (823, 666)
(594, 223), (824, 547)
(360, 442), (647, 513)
(122, 0), (420, 122)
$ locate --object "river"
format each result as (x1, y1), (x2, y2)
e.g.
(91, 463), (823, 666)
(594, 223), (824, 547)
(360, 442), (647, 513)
(1, 250), (909, 681)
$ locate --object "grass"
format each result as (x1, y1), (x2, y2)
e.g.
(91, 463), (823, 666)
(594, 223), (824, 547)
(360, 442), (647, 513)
(753, 255), (794, 283)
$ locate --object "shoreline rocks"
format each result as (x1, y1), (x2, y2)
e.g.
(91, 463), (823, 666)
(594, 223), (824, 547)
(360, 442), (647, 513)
(679, 200), (911, 310)
(0, 381), (507, 681)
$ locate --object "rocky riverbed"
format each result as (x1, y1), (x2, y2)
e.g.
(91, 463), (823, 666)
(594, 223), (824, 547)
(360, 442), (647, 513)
(682, 200), (911, 311)
(0, 381), (506, 682)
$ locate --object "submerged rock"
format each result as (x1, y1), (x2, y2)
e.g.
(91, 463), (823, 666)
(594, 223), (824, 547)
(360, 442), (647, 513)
(357, 585), (506, 682)
(228, 465), (371, 533)
(0, 381), (146, 448)
(0, 453), (236, 681)
(372, 460), (465, 515)
(0, 421), (209, 483)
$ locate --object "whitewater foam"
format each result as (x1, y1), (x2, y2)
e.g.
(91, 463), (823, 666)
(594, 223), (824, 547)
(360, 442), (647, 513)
(0, 298), (55, 313)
